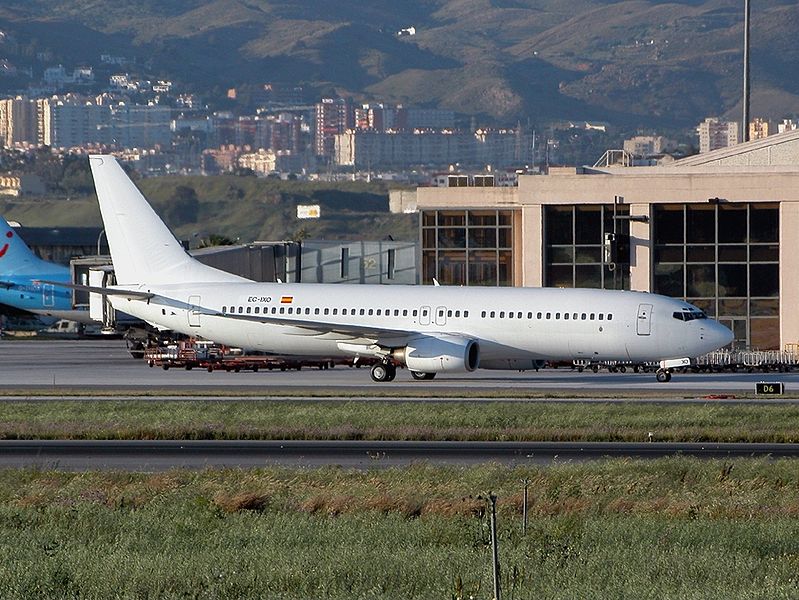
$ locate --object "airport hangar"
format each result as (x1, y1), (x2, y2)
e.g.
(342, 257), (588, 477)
(415, 129), (799, 351)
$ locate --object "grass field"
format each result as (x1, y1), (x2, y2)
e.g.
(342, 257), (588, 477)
(1, 460), (799, 599)
(2, 399), (799, 443)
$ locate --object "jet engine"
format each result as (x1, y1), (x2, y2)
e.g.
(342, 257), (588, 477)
(391, 335), (479, 373)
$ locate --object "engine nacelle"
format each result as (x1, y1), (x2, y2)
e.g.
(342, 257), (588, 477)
(392, 335), (479, 373)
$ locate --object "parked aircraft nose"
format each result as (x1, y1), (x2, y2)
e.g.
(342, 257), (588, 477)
(703, 320), (734, 352)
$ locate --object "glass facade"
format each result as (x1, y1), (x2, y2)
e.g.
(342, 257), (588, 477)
(544, 204), (630, 289)
(653, 203), (779, 349)
(420, 209), (516, 286)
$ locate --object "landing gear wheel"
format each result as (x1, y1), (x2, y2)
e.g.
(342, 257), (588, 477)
(410, 371), (436, 381)
(656, 369), (672, 383)
(371, 362), (395, 383)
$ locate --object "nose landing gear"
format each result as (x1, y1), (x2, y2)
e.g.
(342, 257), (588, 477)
(656, 369), (672, 383)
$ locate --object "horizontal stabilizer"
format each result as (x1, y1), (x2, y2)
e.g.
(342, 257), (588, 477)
(35, 280), (154, 301)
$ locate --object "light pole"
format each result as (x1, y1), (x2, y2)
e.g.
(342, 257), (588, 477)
(742, 0), (751, 142)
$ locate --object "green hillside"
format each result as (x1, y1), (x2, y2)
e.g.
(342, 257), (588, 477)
(0, 177), (417, 243)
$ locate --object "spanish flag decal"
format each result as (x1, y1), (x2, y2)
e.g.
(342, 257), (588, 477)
(280, 296), (294, 304)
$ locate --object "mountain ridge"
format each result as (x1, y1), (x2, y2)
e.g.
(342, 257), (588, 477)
(0, 0), (797, 130)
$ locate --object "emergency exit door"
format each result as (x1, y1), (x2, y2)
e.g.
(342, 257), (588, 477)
(636, 303), (652, 336)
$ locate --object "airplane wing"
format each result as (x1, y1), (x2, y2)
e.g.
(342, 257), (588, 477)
(199, 309), (418, 343)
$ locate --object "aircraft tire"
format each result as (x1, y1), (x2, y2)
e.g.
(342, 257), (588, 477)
(410, 371), (436, 381)
(370, 363), (390, 382)
(656, 369), (671, 383)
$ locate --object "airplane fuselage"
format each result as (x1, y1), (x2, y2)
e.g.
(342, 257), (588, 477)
(110, 282), (730, 368)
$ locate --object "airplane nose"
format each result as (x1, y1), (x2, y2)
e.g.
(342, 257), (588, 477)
(704, 321), (733, 351)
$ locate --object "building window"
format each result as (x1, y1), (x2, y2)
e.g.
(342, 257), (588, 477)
(421, 209), (516, 286)
(653, 202), (779, 349)
(544, 204), (630, 290)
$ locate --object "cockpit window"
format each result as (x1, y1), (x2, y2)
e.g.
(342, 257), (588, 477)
(673, 310), (707, 322)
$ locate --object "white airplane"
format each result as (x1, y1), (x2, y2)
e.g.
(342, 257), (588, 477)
(81, 155), (732, 383)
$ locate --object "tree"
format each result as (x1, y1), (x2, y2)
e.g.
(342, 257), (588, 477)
(161, 185), (199, 227)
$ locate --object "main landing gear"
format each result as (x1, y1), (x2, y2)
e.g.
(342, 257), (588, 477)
(370, 361), (396, 382)
(410, 371), (436, 381)
(369, 361), (437, 383)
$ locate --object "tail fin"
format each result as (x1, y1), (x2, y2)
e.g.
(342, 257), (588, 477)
(0, 216), (53, 277)
(89, 155), (246, 286)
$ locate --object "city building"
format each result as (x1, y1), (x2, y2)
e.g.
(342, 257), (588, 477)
(415, 129), (799, 350)
(0, 174), (46, 196)
(334, 128), (532, 169)
(107, 103), (171, 149)
(622, 135), (673, 157)
(48, 97), (110, 148)
(0, 96), (42, 146)
(749, 118), (770, 141)
(697, 117), (739, 153)
(315, 97), (353, 158)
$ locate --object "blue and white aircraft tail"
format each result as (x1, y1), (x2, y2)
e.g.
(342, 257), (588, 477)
(0, 216), (92, 323)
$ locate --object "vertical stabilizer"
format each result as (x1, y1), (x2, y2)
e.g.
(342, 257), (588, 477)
(89, 155), (245, 285)
(0, 216), (58, 277)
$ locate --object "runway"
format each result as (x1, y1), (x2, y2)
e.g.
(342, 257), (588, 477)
(1, 338), (798, 395)
(2, 440), (798, 471)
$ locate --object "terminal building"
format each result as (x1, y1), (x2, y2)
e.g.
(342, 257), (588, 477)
(416, 129), (799, 350)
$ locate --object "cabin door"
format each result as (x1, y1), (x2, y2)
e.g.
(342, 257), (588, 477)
(188, 295), (201, 327)
(42, 284), (55, 307)
(636, 303), (652, 336)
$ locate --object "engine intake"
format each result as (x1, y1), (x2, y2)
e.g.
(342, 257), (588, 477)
(392, 335), (479, 373)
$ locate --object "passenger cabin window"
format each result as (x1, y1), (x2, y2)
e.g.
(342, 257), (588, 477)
(238, 307), (243, 314)
(598, 314), (604, 320)
(608, 314), (613, 321)
(537, 312), (542, 319)
(222, 306), (226, 313)
(490, 311), (496, 318)
(464, 311), (469, 318)
(482, 311), (487, 318)
(246, 307), (252, 314)
(546, 312), (551, 319)
(564, 313), (569, 320)
(403, 310), (408, 317)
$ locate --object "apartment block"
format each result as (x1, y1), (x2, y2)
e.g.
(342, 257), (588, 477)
(697, 117), (739, 153)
